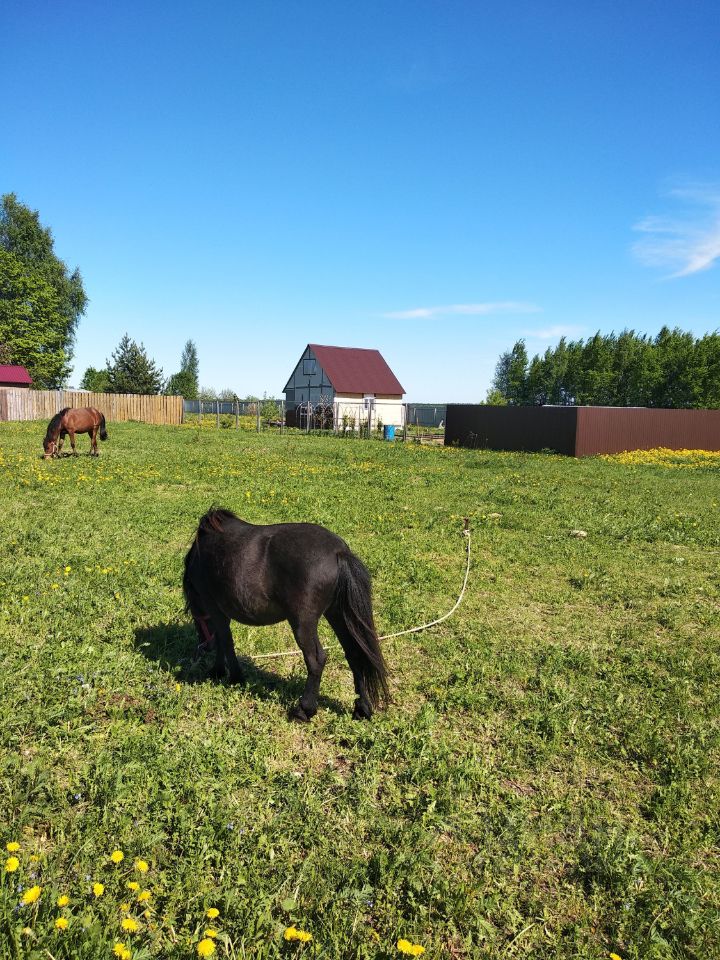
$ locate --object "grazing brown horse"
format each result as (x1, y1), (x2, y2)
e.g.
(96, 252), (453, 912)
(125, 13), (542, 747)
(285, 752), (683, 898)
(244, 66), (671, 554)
(43, 407), (108, 458)
(184, 508), (389, 721)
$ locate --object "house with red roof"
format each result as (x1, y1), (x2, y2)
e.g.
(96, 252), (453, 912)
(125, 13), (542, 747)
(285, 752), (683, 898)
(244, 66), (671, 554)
(0, 364), (33, 389)
(283, 344), (405, 429)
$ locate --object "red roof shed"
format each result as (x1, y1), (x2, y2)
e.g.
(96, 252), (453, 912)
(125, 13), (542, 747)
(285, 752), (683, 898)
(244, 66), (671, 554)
(0, 364), (33, 387)
(307, 344), (405, 395)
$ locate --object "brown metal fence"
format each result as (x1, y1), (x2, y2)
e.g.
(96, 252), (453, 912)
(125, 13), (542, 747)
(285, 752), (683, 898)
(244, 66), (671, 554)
(0, 389), (183, 425)
(445, 405), (720, 456)
(575, 407), (720, 456)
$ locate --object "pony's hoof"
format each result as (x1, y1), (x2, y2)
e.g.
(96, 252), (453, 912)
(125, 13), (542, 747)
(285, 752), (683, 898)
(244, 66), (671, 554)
(290, 704), (311, 723)
(352, 700), (372, 721)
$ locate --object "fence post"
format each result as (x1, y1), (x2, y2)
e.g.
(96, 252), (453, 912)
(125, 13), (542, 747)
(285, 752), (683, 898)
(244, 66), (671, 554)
(256, 402), (260, 433)
(235, 400), (239, 429)
(199, 400), (202, 427)
(403, 403), (408, 442)
(280, 399), (284, 434)
(216, 399), (220, 429)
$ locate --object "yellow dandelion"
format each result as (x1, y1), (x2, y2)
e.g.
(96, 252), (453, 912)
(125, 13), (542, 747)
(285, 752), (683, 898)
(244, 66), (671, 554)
(127, 881), (140, 891)
(5, 856), (20, 872)
(29, 855), (39, 863)
(397, 939), (425, 956)
(55, 916), (69, 930)
(610, 955), (623, 960)
(93, 882), (105, 897)
(134, 859), (149, 873)
(113, 945), (130, 958)
(111, 850), (125, 863)
(21, 885), (42, 905)
(64, 566), (72, 574)
(6, 841), (20, 852)
(284, 926), (312, 943)
(51, 583), (59, 590)
(57, 895), (70, 907)
(137, 889), (151, 902)
(197, 939), (216, 957)
(121, 917), (139, 933)
(120, 902), (131, 913)
(204, 928), (218, 938)
(206, 907), (220, 919)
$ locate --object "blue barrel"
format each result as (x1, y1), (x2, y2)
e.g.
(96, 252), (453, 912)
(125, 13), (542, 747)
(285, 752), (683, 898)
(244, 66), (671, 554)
(383, 424), (395, 441)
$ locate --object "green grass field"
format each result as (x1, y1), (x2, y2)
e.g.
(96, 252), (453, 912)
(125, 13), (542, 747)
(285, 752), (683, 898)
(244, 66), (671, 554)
(1, 421), (718, 959)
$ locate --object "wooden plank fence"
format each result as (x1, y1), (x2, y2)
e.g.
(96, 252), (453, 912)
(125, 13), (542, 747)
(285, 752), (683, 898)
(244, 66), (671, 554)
(0, 389), (183, 425)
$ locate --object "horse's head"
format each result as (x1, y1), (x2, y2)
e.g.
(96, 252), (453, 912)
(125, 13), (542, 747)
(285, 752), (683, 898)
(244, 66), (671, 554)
(43, 436), (57, 459)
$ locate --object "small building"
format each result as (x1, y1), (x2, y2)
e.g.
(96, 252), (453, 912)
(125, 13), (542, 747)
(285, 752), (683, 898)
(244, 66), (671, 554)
(0, 364), (32, 389)
(444, 404), (720, 456)
(284, 344), (405, 428)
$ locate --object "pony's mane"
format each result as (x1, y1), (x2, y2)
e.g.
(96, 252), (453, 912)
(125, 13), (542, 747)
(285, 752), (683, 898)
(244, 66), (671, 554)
(45, 408), (71, 439)
(197, 507), (241, 537)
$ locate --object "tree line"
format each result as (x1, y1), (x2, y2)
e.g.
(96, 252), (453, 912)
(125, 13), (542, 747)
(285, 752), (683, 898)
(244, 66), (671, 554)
(80, 337), (269, 403)
(490, 328), (720, 408)
(80, 336), (200, 398)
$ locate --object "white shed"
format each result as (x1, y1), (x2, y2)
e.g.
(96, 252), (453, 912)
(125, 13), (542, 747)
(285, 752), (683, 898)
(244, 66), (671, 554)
(283, 344), (405, 429)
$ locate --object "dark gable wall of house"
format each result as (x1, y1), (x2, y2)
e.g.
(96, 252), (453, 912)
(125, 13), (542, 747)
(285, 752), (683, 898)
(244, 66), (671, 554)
(283, 346), (335, 408)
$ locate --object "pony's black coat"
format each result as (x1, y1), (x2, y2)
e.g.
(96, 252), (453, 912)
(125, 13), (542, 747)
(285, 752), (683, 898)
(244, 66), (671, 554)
(184, 508), (389, 721)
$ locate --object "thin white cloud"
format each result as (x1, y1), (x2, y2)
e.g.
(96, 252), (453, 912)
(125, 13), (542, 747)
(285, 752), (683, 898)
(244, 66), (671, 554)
(383, 301), (542, 320)
(633, 183), (720, 277)
(522, 324), (585, 340)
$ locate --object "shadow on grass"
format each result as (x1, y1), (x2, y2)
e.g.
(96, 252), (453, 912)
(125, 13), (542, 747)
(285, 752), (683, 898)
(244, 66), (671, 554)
(134, 621), (347, 717)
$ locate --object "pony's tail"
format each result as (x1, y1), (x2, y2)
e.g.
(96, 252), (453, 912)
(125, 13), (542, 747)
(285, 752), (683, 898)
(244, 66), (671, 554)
(99, 414), (108, 441)
(335, 551), (389, 710)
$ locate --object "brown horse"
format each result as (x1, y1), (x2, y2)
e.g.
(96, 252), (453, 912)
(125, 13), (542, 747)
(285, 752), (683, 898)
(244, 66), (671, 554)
(43, 407), (108, 458)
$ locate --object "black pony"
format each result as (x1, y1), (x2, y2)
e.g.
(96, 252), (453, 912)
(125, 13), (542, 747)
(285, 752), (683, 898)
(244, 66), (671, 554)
(183, 509), (389, 721)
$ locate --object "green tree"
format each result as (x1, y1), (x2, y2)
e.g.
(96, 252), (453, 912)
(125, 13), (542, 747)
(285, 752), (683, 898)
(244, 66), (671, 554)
(651, 327), (697, 408)
(483, 388), (508, 405)
(260, 393), (280, 419)
(576, 332), (617, 404)
(106, 334), (164, 394)
(492, 340), (529, 404)
(0, 194), (87, 387)
(493, 327), (720, 409)
(80, 366), (110, 393)
(165, 339), (199, 398)
(693, 331), (720, 408)
(0, 249), (69, 386)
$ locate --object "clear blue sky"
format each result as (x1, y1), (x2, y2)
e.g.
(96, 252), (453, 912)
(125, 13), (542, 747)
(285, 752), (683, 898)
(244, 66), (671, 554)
(3, 0), (719, 400)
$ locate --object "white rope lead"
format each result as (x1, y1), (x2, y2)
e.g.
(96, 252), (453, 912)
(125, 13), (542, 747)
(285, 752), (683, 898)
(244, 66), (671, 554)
(249, 519), (471, 662)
